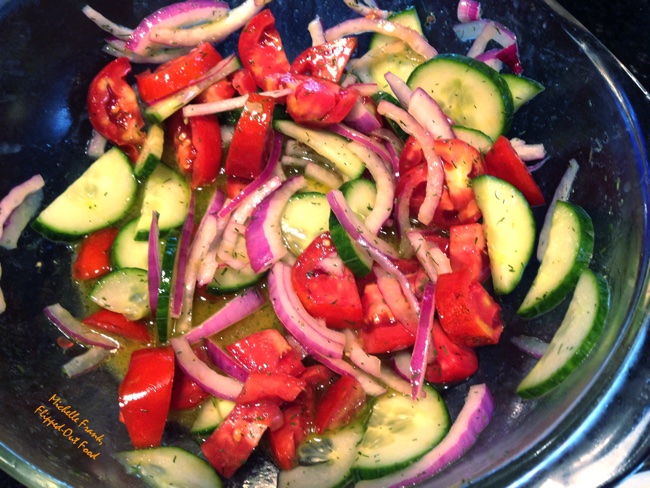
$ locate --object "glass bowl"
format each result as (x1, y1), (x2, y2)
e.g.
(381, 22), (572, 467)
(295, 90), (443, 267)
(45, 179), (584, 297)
(0, 0), (648, 486)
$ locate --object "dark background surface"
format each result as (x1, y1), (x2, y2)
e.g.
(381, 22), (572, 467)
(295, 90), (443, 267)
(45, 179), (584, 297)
(0, 1), (647, 487)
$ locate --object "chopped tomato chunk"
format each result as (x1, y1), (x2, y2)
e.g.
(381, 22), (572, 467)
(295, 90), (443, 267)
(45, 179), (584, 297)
(237, 372), (306, 404)
(226, 329), (305, 377)
(449, 223), (490, 283)
(72, 227), (118, 281)
(315, 375), (366, 434)
(425, 320), (479, 384)
(290, 38), (357, 83)
(81, 309), (150, 343)
(170, 343), (211, 410)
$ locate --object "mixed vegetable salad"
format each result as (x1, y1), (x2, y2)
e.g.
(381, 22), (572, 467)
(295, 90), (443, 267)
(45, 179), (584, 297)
(0, 0), (611, 486)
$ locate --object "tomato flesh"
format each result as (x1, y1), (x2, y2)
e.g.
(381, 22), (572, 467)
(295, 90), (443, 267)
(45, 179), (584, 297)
(226, 329), (305, 377)
(169, 343), (211, 410)
(292, 232), (363, 329)
(290, 38), (357, 83)
(237, 372), (306, 404)
(72, 227), (118, 281)
(81, 309), (150, 343)
(449, 223), (490, 283)
(118, 346), (175, 449)
(315, 375), (366, 434)
(425, 320), (479, 384)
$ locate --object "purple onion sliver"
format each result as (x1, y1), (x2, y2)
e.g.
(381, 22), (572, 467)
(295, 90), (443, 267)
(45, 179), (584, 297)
(184, 287), (266, 344)
(314, 353), (387, 396)
(410, 281), (435, 399)
(343, 99), (382, 134)
(0, 174), (44, 236)
(171, 337), (243, 401)
(356, 384), (494, 488)
(457, 0), (482, 22)
(148, 211), (161, 317)
(44, 304), (119, 350)
(408, 88), (455, 140)
(205, 339), (249, 382)
(330, 123), (393, 167)
(384, 72), (412, 107)
(62, 347), (112, 377)
(511, 335), (549, 359)
(171, 194), (195, 318)
(0, 189), (43, 250)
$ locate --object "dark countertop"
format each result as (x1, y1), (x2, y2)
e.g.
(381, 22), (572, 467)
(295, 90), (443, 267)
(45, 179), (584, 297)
(0, 1), (647, 487)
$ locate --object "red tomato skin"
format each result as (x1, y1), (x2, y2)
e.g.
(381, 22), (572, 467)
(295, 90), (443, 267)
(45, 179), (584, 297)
(225, 175), (251, 199)
(399, 135), (425, 176)
(226, 329), (305, 377)
(425, 320), (479, 384)
(224, 94), (276, 180)
(170, 344), (211, 410)
(238, 10), (290, 91)
(81, 309), (151, 343)
(290, 38), (358, 83)
(268, 404), (308, 470)
(237, 372), (306, 404)
(72, 227), (118, 280)
(484, 136), (545, 206)
(202, 400), (283, 478)
(449, 223), (490, 283)
(360, 322), (415, 354)
(315, 375), (366, 434)
(292, 232), (364, 329)
(231, 69), (258, 95)
(118, 346), (175, 449)
(196, 79), (236, 104)
(168, 112), (222, 189)
(87, 57), (145, 161)
(435, 269), (503, 347)
(136, 42), (223, 104)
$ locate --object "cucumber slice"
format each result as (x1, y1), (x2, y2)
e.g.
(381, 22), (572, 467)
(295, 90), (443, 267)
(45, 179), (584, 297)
(407, 53), (514, 141)
(33, 147), (136, 241)
(133, 124), (164, 180)
(340, 178), (377, 220)
(517, 201), (594, 318)
(472, 175), (536, 295)
(206, 264), (263, 294)
(156, 229), (180, 343)
(353, 385), (450, 479)
(501, 73), (545, 112)
(281, 192), (330, 256)
(274, 120), (365, 180)
(134, 163), (191, 241)
(371, 92), (408, 141)
(363, 7), (425, 96)
(89, 268), (150, 320)
(112, 218), (158, 271)
(115, 446), (222, 488)
(451, 125), (494, 154)
(278, 423), (364, 488)
(517, 269), (609, 399)
(191, 397), (236, 436)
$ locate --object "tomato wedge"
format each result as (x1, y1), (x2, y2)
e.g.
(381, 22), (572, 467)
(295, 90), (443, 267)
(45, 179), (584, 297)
(449, 223), (490, 283)
(231, 68), (258, 95)
(268, 404), (309, 470)
(237, 372), (306, 404)
(135, 42), (224, 104)
(87, 57), (145, 162)
(81, 309), (150, 343)
(292, 232), (363, 329)
(315, 375), (366, 434)
(202, 400), (283, 478)
(226, 329), (305, 377)
(425, 320), (479, 384)
(224, 93), (275, 180)
(118, 346), (175, 449)
(436, 269), (503, 347)
(484, 135), (545, 206)
(72, 227), (118, 281)
(167, 111), (223, 189)
(290, 38), (357, 83)
(238, 10), (290, 91)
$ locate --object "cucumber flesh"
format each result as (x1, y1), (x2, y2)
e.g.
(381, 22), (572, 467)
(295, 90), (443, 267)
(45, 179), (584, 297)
(472, 175), (536, 295)
(156, 229), (180, 343)
(133, 124), (164, 180)
(281, 192), (331, 256)
(112, 218), (159, 271)
(407, 53), (514, 141)
(517, 201), (594, 318)
(517, 269), (609, 399)
(191, 397), (236, 436)
(501, 73), (545, 112)
(353, 385), (450, 479)
(451, 125), (494, 154)
(89, 268), (150, 321)
(206, 264), (263, 294)
(33, 147), (136, 241)
(135, 163), (191, 241)
(277, 423), (364, 488)
(115, 446), (222, 488)
(340, 178), (377, 221)
(274, 120), (365, 180)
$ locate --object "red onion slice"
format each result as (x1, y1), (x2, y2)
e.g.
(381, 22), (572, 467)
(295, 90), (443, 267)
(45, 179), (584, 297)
(148, 211), (161, 318)
(384, 72), (412, 107)
(170, 194), (195, 319)
(510, 138), (547, 162)
(511, 335), (548, 359)
(410, 281), (435, 399)
(0, 174), (44, 249)
(82, 5), (133, 39)
(126, 1), (229, 55)
(375, 266), (419, 333)
(0, 265), (5, 315)
(44, 304), (119, 350)
(86, 130), (107, 159)
(62, 346), (112, 377)
(247, 176), (307, 273)
(407, 230), (452, 283)
(102, 37), (189, 63)
(184, 287), (266, 344)
(183, 89), (292, 117)
(356, 384), (494, 488)
(325, 17), (437, 60)
(170, 337), (243, 401)
(314, 353), (387, 396)
(304, 163), (343, 189)
(149, 0), (271, 47)
(330, 123), (392, 168)
(342, 0), (390, 19)
(457, 0), (482, 23)
(205, 339), (249, 382)
(343, 99), (382, 134)
(343, 330), (382, 378)
(408, 87), (456, 140)
(308, 17), (326, 45)
(267, 262), (345, 359)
